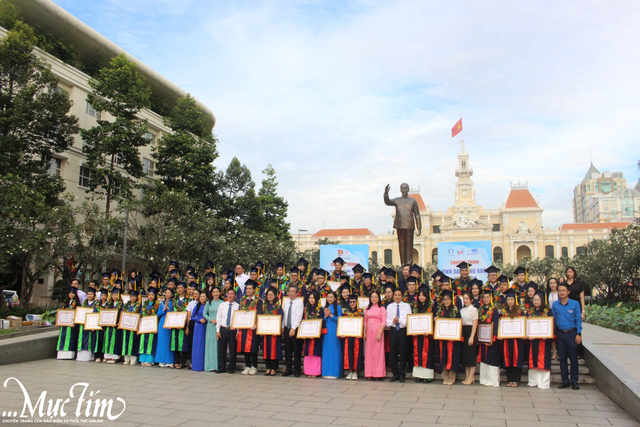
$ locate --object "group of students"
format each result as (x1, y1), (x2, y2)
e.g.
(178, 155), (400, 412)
(56, 257), (584, 389)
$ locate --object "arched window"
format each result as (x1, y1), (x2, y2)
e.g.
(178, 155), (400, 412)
(545, 245), (554, 258)
(371, 251), (378, 262)
(493, 246), (503, 263)
(431, 248), (438, 262)
(561, 247), (569, 257)
(384, 249), (393, 265)
(516, 245), (531, 261)
(576, 246), (585, 255)
(461, 160), (466, 170)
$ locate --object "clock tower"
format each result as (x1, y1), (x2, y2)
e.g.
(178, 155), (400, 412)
(454, 139), (475, 207)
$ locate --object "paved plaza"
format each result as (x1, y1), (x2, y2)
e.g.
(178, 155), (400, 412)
(0, 359), (638, 427)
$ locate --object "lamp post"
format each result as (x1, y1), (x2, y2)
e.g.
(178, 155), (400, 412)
(297, 229), (308, 253)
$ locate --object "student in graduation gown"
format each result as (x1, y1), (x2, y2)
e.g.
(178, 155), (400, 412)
(261, 286), (284, 376)
(364, 290), (387, 380)
(412, 288), (436, 383)
(121, 290), (142, 365)
(470, 280), (482, 309)
(340, 295), (364, 380)
(321, 291), (343, 379)
(499, 289), (525, 387)
(338, 283), (351, 311)
(156, 288), (175, 368)
(303, 291), (323, 377)
(460, 291), (479, 385)
(186, 287), (200, 367)
(57, 288), (81, 360)
(93, 288), (110, 363)
(403, 277), (419, 374)
(527, 291), (553, 389)
(237, 280), (263, 375)
(171, 282), (191, 369)
(437, 290), (462, 385)
(478, 289), (501, 387)
(103, 287), (123, 364)
(76, 287), (98, 362)
(203, 287), (223, 372)
(359, 273), (378, 298)
(139, 288), (160, 366)
(190, 290), (208, 371)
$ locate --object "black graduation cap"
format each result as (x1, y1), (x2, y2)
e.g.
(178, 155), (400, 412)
(379, 267), (388, 275)
(111, 268), (121, 276)
(348, 294), (358, 301)
(176, 281), (187, 287)
(111, 288), (121, 295)
(418, 283), (430, 293)
(513, 266), (527, 276)
(441, 290), (453, 299)
(484, 265), (500, 274)
(332, 257), (345, 266)
(167, 277), (178, 284)
(469, 278), (483, 287)
(483, 288), (493, 295)
(186, 265), (196, 273)
(386, 269), (397, 280)
(188, 282), (197, 288)
(150, 271), (162, 279)
(68, 287), (78, 295)
(296, 257), (309, 267)
(255, 261), (264, 269)
(498, 275), (509, 283)
(534, 290), (546, 301)
(406, 276), (418, 284)
(410, 264), (422, 274)
(147, 287), (158, 294)
(526, 282), (538, 292)
(362, 272), (373, 280)
(384, 283), (396, 292)
(169, 260), (179, 268)
(352, 263), (364, 273)
(431, 269), (445, 280)
(222, 267), (233, 275)
(87, 287), (96, 294)
(245, 279), (258, 288)
(204, 260), (214, 268)
(340, 274), (350, 282)
(205, 272), (215, 279)
(114, 279), (122, 286)
(289, 267), (300, 275)
(310, 267), (319, 276)
(505, 289), (517, 298)
(99, 287), (110, 294)
(456, 261), (471, 269)
(130, 290), (139, 297)
(316, 268), (327, 276)
(338, 283), (351, 293)
(169, 269), (178, 275)
(276, 262), (285, 269)
(101, 272), (110, 279)
(250, 267), (259, 274)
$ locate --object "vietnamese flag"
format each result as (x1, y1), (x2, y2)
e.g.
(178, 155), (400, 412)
(451, 118), (463, 138)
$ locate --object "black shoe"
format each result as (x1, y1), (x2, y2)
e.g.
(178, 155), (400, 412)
(390, 375), (399, 382)
(228, 370), (235, 374)
(399, 376), (405, 383)
(425, 379), (433, 383)
(415, 378), (422, 383)
(558, 382), (570, 389)
(215, 369), (226, 374)
(282, 370), (293, 377)
(294, 372), (300, 377)
(572, 383), (580, 390)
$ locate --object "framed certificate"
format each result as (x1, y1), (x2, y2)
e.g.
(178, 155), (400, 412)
(74, 307), (94, 324)
(434, 318), (463, 341)
(526, 317), (554, 339)
(55, 309), (76, 327)
(118, 312), (140, 331)
(121, 294), (131, 304)
(257, 315), (282, 335)
(406, 313), (433, 336)
(137, 315), (158, 334)
(297, 319), (323, 338)
(498, 317), (527, 339)
(337, 316), (364, 338)
(478, 323), (493, 344)
(98, 309), (119, 327)
(358, 297), (369, 310)
(164, 311), (188, 329)
(232, 310), (256, 329)
(327, 281), (340, 292)
(84, 313), (102, 331)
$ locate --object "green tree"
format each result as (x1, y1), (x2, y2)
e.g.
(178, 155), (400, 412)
(258, 164), (290, 240)
(0, 1), (20, 30)
(216, 157), (264, 232)
(80, 53), (151, 216)
(0, 22), (79, 203)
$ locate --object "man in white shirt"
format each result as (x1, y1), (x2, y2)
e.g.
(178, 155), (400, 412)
(71, 279), (87, 304)
(386, 289), (411, 382)
(234, 264), (249, 294)
(282, 284), (304, 377)
(216, 288), (239, 374)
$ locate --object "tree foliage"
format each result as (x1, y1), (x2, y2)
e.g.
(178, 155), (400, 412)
(258, 164), (290, 241)
(216, 157), (264, 232)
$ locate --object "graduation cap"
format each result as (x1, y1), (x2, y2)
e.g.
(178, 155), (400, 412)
(150, 271), (162, 279)
(348, 294), (358, 302)
(513, 266), (527, 276)
(176, 281), (187, 288)
(205, 272), (216, 279)
(114, 279), (122, 286)
(338, 283), (351, 293)
(87, 287), (97, 294)
(169, 260), (179, 268)
(316, 268), (327, 277)
(410, 264), (422, 274)
(498, 275), (509, 283)
(250, 267), (259, 274)
(340, 274), (350, 282)
(505, 289), (517, 298)
(526, 282), (538, 292)
(111, 288), (122, 296)
(441, 290), (453, 299)
(245, 279), (258, 288)
(147, 287), (158, 294)
(111, 268), (121, 276)
(289, 267), (300, 275)
(130, 290), (140, 297)
(167, 277), (178, 284)
(296, 257), (309, 267)
(362, 272), (373, 281)
(469, 278), (484, 288)
(383, 283), (396, 293)
(332, 257), (345, 266)
(484, 265), (500, 274)
(310, 267), (319, 276)
(386, 269), (397, 280)
(204, 260), (214, 269)
(406, 276), (418, 284)
(276, 262), (285, 269)
(378, 267), (388, 275)
(254, 261), (264, 270)
(188, 282), (197, 288)
(456, 261), (471, 270)
(68, 287), (78, 295)
(483, 288), (494, 295)
(221, 267), (233, 275)
(101, 272), (110, 279)
(99, 287), (110, 294)
(352, 263), (364, 273)
(418, 283), (430, 293)
(431, 269), (445, 280)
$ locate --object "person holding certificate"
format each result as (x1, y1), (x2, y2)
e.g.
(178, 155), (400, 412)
(436, 290), (462, 385)
(386, 288), (411, 383)
(76, 287), (97, 362)
(499, 289), (525, 386)
(478, 289), (501, 387)
(236, 280), (263, 376)
(412, 288), (435, 383)
(527, 291), (553, 389)
(139, 288), (160, 367)
(203, 287), (223, 372)
(340, 295), (364, 380)
(121, 290), (142, 366)
(460, 292), (479, 385)
(93, 288), (110, 363)
(261, 285), (283, 376)
(156, 289), (175, 368)
(190, 290), (209, 371)
(302, 291), (323, 377)
(321, 291), (343, 379)
(57, 288), (81, 360)
(171, 282), (191, 369)
(103, 287), (123, 364)
(364, 290), (386, 380)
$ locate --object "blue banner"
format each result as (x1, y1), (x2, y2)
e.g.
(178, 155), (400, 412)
(319, 244), (370, 276)
(437, 241), (492, 282)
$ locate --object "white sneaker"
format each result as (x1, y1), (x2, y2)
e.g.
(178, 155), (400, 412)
(242, 367), (251, 375)
(249, 367), (258, 375)
(352, 372), (358, 380)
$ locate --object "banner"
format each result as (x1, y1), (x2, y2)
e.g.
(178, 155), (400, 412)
(437, 241), (492, 282)
(319, 244), (369, 276)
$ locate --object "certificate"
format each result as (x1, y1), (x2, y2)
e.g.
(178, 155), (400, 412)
(74, 307), (94, 324)
(55, 309), (76, 327)
(406, 313), (433, 336)
(478, 323), (493, 344)
(98, 309), (118, 327)
(137, 315), (158, 334)
(256, 315), (282, 335)
(320, 298), (327, 307)
(232, 310), (256, 329)
(526, 317), (554, 339)
(121, 294), (131, 304)
(297, 319), (322, 338)
(337, 316), (364, 338)
(434, 318), (463, 341)
(83, 313), (102, 331)
(164, 311), (188, 329)
(118, 312), (140, 331)
(358, 297), (369, 310)
(498, 317), (527, 339)
(327, 281), (340, 292)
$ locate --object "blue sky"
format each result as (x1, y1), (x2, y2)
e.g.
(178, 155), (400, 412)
(54, 0), (640, 234)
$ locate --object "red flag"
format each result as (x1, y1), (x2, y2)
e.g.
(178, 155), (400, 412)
(451, 118), (463, 138)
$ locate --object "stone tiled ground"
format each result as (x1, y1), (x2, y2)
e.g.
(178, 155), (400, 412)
(0, 359), (638, 427)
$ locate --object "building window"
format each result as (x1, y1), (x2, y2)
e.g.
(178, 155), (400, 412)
(493, 246), (503, 263)
(545, 245), (554, 258)
(144, 132), (156, 143)
(82, 140), (93, 153)
(371, 251), (378, 262)
(47, 157), (62, 177)
(561, 247), (569, 257)
(143, 158), (154, 177)
(601, 182), (611, 192)
(492, 224), (501, 232)
(85, 102), (101, 120)
(576, 246), (585, 255)
(431, 248), (438, 262)
(432, 225), (441, 234)
(114, 153), (125, 166)
(461, 160), (466, 170)
(384, 249), (392, 265)
(79, 165), (94, 188)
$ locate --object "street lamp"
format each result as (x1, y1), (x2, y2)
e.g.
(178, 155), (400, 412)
(297, 229), (308, 253)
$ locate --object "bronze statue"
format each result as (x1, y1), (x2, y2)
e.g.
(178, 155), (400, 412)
(384, 183), (422, 266)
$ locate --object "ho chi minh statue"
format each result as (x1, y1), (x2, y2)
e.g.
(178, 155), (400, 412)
(384, 183), (422, 266)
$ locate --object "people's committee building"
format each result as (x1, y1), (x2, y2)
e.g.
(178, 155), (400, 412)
(299, 141), (631, 267)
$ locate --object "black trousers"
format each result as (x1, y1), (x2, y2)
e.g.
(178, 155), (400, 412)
(506, 367), (521, 383)
(265, 359), (279, 370)
(389, 327), (407, 376)
(174, 351), (188, 366)
(218, 327), (237, 371)
(243, 352), (258, 368)
(283, 327), (303, 374)
(557, 329), (579, 384)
